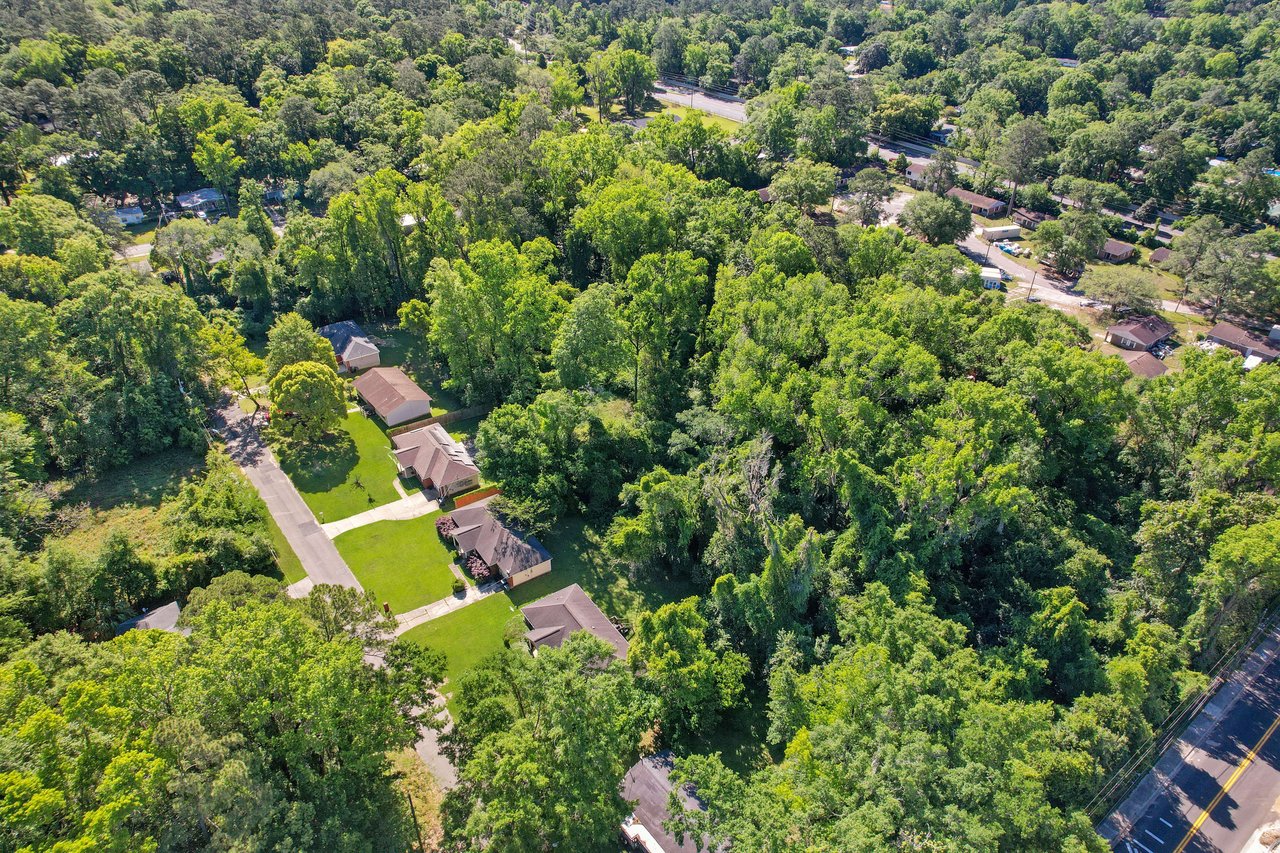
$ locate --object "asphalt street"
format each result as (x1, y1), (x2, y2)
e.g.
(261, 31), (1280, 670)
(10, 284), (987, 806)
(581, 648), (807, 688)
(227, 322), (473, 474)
(1108, 624), (1280, 853)
(213, 398), (362, 591)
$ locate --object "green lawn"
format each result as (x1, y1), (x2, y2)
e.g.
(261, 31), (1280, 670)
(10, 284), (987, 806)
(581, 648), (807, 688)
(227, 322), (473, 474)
(660, 104), (742, 134)
(333, 512), (457, 614)
(279, 412), (403, 521)
(266, 514), (308, 584)
(399, 593), (523, 693)
(505, 516), (698, 624)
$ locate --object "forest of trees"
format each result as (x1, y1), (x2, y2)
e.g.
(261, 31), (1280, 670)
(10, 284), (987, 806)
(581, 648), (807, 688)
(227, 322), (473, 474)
(3, 0), (1280, 849)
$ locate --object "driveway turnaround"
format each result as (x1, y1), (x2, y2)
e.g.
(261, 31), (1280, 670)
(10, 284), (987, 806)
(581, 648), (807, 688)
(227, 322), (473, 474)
(1102, 620), (1280, 853)
(213, 399), (363, 592)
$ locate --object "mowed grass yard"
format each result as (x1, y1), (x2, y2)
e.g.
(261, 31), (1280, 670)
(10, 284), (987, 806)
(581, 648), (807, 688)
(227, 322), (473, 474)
(333, 513), (457, 614)
(402, 514), (699, 705)
(280, 412), (403, 521)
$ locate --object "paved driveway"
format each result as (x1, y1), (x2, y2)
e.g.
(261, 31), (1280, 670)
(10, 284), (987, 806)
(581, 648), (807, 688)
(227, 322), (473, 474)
(213, 399), (362, 591)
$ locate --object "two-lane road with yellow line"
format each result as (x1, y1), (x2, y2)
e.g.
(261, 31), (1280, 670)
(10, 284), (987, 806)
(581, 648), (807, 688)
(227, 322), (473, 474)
(1108, 625), (1280, 853)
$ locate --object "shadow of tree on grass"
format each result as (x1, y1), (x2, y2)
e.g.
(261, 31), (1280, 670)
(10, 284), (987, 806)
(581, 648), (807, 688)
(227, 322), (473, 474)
(277, 431), (358, 494)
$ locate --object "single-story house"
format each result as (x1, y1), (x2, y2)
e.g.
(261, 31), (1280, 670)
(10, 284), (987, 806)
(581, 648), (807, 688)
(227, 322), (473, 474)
(905, 162), (928, 188)
(1205, 322), (1280, 363)
(353, 367), (432, 426)
(439, 498), (551, 587)
(946, 187), (1006, 217)
(621, 752), (715, 853)
(112, 206), (144, 226)
(318, 321), (380, 372)
(392, 423), (480, 496)
(1104, 315), (1175, 351)
(175, 188), (226, 213)
(1013, 208), (1052, 230)
(1098, 239), (1136, 263)
(1122, 351), (1168, 379)
(520, 583), (628, 659)
(116, 601), (190, 636)
(756, 187), (773, 204)
(1148, 246), (1172, 264)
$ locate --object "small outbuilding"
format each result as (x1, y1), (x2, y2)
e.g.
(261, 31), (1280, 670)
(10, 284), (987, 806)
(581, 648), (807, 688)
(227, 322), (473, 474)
(946, 187), (1007, 217)
(1148, 246), (1172, 264)
(1098, 239), (1136, 263)
(318, 321), (381, 372)
(353, 367), (432, 426)
(1104, 315), (1175, 351)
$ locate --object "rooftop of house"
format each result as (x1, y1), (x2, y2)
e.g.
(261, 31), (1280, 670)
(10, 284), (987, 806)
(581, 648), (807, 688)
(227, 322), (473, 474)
(318, 320), (378, 359)
(447, 499), (550, 579)
(1207, 321), (1280, 359)
(520, 583), (628, 659)
(117, 601), (189, 635)
(621, 752), (714, 853)
(946, 186), (1004, 208)
(353, 367), (431, 420)
(1107, 315), (1176, 348)
(392, 423), (478, 490)
(1102, 238), (1135, 256)
(175, 188), (225, 208)
(1148, 246), (1172, 263)
(1122, 351), (1169, 379)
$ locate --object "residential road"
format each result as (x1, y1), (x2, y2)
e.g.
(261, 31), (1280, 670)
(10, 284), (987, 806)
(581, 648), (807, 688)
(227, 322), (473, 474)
(1101, 620), (1280, 853)
(212, 398), (362, 591)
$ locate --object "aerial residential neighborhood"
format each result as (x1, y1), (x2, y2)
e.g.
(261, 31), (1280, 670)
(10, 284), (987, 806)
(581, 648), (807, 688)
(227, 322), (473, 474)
(5, 0), (1280, 850)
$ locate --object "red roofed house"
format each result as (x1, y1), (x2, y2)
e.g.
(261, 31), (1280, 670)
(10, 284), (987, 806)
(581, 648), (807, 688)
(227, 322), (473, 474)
(1098, 239), (1136, 263)
(946, 186), (1006, 217)
(352, 367), (432, 426)
(1105, 315), (1175, 351)
(392, 423), (480, 496)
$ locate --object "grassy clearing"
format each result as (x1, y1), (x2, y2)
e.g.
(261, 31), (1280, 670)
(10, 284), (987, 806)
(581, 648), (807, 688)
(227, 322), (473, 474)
(446, 415), (485, 444)
(660, 104), (742, 133)
(266, 514), (307, 584)
(54, 449), (205, 556)
(125, 222), (158, 245)
(333, 512), (457, 614)
(388, 748), (443, 851)
(279, 412), (402, 521)
(400, 593), (523, 693)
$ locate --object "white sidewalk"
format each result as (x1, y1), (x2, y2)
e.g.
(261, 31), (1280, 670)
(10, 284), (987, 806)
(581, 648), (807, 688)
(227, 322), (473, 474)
(321, 491), (439, 537)
(395, 581), (508, 636)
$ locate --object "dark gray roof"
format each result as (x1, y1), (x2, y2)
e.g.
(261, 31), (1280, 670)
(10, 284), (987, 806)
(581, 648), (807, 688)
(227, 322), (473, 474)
(1207, 322), (1280, 360)
(448, 500), (550, 579)
(520, 583), (628, 659)
(117, 601), (189, 635)
(317, 320), (374, 359)
(621, 752), (712, 853)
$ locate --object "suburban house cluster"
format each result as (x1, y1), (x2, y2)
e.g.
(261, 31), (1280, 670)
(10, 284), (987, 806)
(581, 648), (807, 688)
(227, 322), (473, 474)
(1104, 315), (1175, 378)
(393, 423), (480, 496)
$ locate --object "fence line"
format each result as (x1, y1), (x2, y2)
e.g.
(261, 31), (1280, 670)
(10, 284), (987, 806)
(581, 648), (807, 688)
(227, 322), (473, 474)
(387, 405), (492, 437)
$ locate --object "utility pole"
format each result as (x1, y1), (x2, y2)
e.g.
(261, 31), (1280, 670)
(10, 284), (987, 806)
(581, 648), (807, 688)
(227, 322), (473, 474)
(1026, 269), (1038, 300)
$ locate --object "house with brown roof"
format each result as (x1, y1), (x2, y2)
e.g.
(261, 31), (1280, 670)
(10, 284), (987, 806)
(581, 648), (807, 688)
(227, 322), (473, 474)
(520, 583), (628, 659)
(1104, 315), (1175, 351)
(1013, 208), (1052, 230)
(1206, 322), (1280, 364)
(1148, 246), (1172, 264)
(392, 423), (479, 496)
(1098, 239), (1135, 263)
(946, 186), (1006, 217)
(1122, 351), (1168, 379)
(352, 367), (432, 426)
(438, 498), (551, 587)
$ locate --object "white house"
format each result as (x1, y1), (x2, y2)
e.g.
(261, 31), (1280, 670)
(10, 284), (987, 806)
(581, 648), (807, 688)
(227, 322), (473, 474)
(112, 206), (145, 227)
